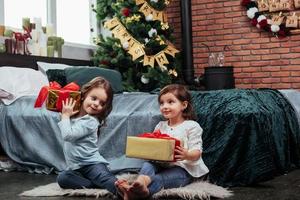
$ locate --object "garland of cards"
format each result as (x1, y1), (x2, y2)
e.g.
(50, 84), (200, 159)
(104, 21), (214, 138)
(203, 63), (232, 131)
(104, 0), (179, 70)
(241, 0), (290, 37)
(136, 0), (169, 23)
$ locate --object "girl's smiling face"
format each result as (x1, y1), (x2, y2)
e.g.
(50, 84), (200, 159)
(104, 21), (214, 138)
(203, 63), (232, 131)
(159, 92), (187, 123)
(80, 87), (107, 116)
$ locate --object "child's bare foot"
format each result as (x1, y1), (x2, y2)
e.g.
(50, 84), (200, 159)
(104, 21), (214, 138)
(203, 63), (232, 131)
(115, 179), (130, 200)
(128, 175), (150, 198)
(115, 181), (140, 200)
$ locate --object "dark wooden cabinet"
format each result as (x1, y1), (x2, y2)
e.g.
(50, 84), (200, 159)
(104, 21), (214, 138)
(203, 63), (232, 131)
(0, 53), (93, 70)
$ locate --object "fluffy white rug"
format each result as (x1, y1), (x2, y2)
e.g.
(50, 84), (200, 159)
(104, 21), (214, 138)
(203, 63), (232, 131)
(20, 174), (232, 200)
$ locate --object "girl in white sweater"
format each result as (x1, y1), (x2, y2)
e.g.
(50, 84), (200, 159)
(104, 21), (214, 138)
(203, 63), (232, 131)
(117, 84), (209, 200)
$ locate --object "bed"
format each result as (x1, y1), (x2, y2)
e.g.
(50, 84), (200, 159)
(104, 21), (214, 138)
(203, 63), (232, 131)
(1, 54), (300, 187)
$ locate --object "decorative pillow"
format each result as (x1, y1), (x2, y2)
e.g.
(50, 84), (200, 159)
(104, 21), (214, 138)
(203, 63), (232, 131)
(46, 69), (67, 86)
(65, 67), (123, 93)
(37, 61), (73, 75)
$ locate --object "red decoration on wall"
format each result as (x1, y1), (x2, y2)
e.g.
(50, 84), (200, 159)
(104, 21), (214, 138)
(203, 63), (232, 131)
(241, 0), (289, 38)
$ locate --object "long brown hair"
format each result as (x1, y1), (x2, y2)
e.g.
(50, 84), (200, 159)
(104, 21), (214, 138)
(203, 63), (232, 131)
(80, 77), (113, 123)
(158, 84), (196, 120)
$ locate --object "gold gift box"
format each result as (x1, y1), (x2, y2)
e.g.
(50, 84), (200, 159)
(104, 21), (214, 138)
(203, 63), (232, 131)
(125, 136), (176, 161)
(46, 89), (81, 111)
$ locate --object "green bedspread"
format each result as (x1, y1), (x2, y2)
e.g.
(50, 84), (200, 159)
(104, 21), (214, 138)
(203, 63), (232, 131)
(192, 89), (300, 187)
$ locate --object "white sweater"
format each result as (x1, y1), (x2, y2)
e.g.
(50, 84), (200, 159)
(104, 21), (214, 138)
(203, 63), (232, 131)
(155, 120), (209, 178)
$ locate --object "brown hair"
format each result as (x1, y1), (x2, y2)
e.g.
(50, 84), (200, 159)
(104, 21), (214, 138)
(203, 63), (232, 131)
(81, 77), (113, 123)
(158, 84), (196, 120)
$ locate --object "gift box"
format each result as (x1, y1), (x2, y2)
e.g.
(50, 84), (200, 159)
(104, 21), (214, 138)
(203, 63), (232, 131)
(46, 89), (81, 111)
(34, 81), (81, 112)
(125, 130), (181, 162)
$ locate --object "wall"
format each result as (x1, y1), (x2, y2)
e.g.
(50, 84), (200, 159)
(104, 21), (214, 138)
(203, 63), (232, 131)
(167, 0), (300, 89)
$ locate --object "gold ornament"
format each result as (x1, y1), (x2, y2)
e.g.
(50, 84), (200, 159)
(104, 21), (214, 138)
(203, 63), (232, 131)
(156, 36), (165, 45)
(93, 37), (101, 45)
(168, 69), (178, 77)
(161, 22), (169, 30)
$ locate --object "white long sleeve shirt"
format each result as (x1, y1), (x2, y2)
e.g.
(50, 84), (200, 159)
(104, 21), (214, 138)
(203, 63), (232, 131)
(154, 120), (209, 178)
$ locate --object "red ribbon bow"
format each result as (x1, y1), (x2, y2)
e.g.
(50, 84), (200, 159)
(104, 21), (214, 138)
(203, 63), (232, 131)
(34, 81), (80, 112)
(138, 130), (172, 139)
(138, 130), (181, 161)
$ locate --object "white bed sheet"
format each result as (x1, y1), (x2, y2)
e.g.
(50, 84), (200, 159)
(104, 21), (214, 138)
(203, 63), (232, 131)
(0, 66), (49, 105)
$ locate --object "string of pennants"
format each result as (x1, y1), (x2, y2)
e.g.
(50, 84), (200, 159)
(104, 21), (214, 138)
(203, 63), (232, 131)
(104, 0), (179, 70)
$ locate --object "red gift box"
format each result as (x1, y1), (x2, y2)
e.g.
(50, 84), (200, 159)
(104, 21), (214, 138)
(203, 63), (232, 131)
(34, 81), (81, 112)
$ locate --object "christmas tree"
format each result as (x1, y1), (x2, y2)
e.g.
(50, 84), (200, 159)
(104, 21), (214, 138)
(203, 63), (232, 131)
(93, 0), (181, 91)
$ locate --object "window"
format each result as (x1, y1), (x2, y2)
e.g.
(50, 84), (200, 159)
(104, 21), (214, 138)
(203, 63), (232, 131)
(56, 0), (91, 45)
(0, 0), (97, 45)
(4, 0), (47, 28)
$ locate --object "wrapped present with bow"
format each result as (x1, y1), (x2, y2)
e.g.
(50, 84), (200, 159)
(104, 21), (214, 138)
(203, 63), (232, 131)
(125, 130), (181, 162)
(34, 81), (81, 112)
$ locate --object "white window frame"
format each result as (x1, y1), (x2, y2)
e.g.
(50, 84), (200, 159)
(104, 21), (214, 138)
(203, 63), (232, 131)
(0, 0), (99, 46)
(0, 0), (4, 25)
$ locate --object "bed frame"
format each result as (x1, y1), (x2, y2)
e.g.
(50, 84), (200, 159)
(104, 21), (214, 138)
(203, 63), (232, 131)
(0, 53), (93, 70)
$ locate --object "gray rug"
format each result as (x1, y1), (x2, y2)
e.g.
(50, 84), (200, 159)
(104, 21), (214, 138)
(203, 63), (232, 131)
(20, 174), (232, 200)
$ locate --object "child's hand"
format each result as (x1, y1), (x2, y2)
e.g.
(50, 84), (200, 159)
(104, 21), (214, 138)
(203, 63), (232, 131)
(61, 98), (79, 119)
(174, 146), (190, 161)
(174, 147), (201, 161)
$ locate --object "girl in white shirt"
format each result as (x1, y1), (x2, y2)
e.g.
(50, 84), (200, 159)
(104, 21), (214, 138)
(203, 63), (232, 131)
(116, 84), (209, 199)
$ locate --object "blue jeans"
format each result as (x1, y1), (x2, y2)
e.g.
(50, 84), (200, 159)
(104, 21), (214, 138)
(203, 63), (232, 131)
(139, 161), (192, 195)
(56, 163), (117, 194)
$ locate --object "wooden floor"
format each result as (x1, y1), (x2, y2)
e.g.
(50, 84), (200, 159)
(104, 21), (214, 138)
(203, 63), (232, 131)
(0, 150), (299, 200)
(0, 155), (9, 161)
(0, 168), (299, 200)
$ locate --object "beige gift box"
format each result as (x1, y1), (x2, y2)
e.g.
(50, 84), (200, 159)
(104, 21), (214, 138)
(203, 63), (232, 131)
(125, 136), (178, 161)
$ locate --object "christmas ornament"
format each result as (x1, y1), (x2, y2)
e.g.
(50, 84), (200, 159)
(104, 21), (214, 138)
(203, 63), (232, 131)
(141, 75), (150, 84)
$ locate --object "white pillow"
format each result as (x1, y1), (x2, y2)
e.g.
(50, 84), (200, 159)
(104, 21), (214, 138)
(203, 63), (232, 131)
(0, 67), (49, 105)
(37, 61), (73, 75)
